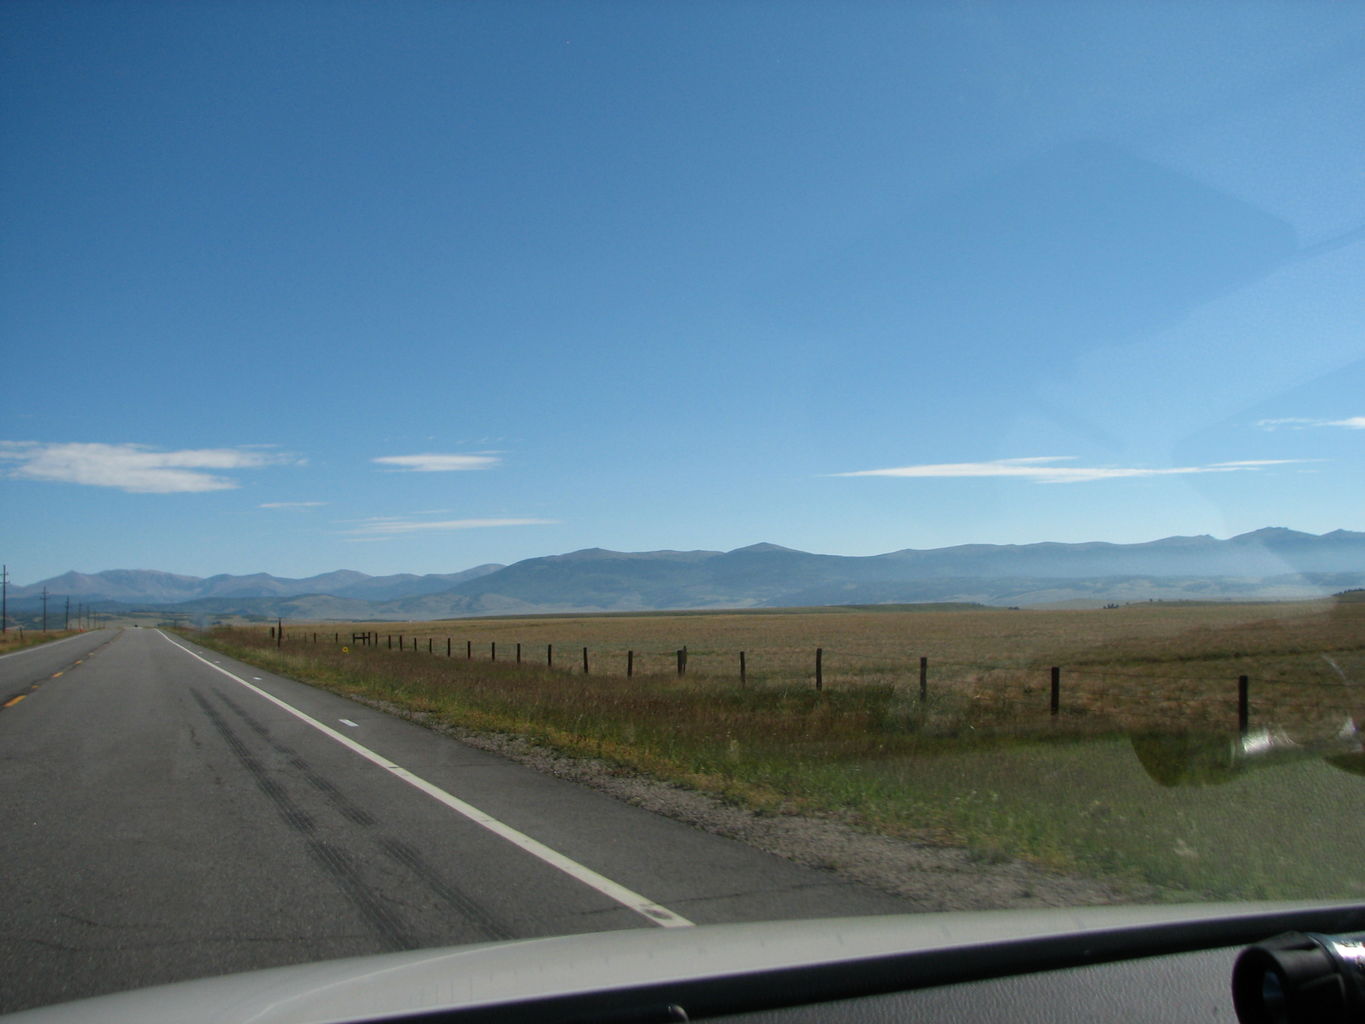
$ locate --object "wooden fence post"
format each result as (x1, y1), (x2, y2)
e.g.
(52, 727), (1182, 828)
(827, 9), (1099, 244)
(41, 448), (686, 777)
(919, 656), (928, 703)
(447, 638), (452, 657)
(815, 648), (823, 691)
(740, 650), (746, 685)
(1050, 666), (1061, 717)
(1238, 675), (1249, 735)
(491, 641), (497, 662)
(427, 638), (433, 654)
(516, 642), (521, 664)
(627, 650), (634, 677)
(582, 647), (589, 674)
(547, 643), (553, 668)
(676, 649), (685, 677)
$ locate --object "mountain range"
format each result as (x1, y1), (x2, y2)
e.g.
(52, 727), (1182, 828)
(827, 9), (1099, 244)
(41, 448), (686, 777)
(7, 528), (1365, 624)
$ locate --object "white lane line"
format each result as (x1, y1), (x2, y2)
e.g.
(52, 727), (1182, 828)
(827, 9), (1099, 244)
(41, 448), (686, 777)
(339, 719), (359, 728)
(156, 631), (693, 929)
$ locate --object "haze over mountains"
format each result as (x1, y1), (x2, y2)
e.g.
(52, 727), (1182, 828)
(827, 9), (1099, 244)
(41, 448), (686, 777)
(8, 528), (1365, 623)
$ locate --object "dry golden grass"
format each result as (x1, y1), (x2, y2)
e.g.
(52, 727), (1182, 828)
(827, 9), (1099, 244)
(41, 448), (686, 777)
(294, 598), (1364, 734)
(0, 629), (80, 655)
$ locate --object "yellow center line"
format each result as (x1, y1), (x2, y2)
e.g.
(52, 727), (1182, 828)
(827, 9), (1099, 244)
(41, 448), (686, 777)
(3, 695), (26, 708)
(50, 671), (63, 678)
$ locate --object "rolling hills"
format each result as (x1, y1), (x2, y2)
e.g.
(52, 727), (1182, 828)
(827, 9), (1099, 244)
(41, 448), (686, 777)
(8, 528), (1364, 624)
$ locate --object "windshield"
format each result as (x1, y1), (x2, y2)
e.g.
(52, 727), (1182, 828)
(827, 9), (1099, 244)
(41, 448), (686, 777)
(2, 1), (1362, 1015)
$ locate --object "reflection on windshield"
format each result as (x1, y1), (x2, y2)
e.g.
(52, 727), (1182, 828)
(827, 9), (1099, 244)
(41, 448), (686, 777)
(1131, 722), (1364, 788)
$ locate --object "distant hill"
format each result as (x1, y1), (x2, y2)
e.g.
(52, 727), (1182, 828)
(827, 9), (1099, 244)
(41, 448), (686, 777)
(7, 528), (1365, 624)
(8, 564), (504, 605)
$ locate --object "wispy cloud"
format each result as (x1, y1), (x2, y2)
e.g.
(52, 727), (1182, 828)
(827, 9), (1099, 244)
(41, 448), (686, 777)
(259, 501), (328, 509)
(834, 456), (1311, 484)
(1257, 416), (1365, 431)
(372, 453), (501, 472)
(0, 441), (296, 493)
(340, 515), (558, 539)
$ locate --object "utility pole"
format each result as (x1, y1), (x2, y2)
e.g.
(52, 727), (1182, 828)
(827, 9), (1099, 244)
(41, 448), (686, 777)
(41, 586), (49, 632)
(1, 564), (7, 634)
(64, 596), (70, 630)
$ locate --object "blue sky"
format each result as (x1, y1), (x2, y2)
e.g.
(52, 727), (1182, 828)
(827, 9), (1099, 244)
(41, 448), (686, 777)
(3, 1), (1362, 584)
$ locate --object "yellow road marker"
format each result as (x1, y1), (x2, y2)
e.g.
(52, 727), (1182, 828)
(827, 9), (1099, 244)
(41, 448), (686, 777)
(3, 695), (26, 708)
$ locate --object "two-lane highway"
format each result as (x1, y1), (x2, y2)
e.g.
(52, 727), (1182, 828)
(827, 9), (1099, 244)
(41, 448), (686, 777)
(0, 631), (117, 711)
(0, 628), (913, 1013)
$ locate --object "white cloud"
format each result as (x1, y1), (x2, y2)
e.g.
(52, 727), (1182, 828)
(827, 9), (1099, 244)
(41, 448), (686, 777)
(0, 441), (295, 493)
(341, 515), (558, 538)
(372, 453), (500, 472)
(1256, 418), (1316, 430)
(259, 501), (328, 509)
(834, 456), (1310, 484)
(1208, 459), (1314, 468)
(1257, 416), (1365, 431)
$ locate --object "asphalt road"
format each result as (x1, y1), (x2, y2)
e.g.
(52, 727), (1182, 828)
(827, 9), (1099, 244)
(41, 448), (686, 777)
(0, 628), (913, 1014)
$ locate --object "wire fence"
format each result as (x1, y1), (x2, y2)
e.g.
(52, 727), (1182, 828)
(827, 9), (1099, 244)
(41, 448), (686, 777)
(265, 623), (1361, 736)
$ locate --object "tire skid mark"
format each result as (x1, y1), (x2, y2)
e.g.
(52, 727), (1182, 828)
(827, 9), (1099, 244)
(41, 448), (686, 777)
(303, 840), (413, 953)
(190, 691), (316, 835)
(376, 837), (516, 942)
(164, 631), (690, 929)
(189, 690), (417, 946)
(293, 762), (377, 826)
(208, 691), (512, 942)
(214, 691), (376, 826)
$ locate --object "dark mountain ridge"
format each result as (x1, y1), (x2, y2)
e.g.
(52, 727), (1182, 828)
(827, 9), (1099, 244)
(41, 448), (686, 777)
(9, 529), (1363, 621)
(9, 564), (505, 603)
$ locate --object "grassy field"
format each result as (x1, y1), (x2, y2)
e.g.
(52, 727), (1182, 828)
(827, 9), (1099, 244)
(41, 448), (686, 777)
(195, 597), (1365, 902)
